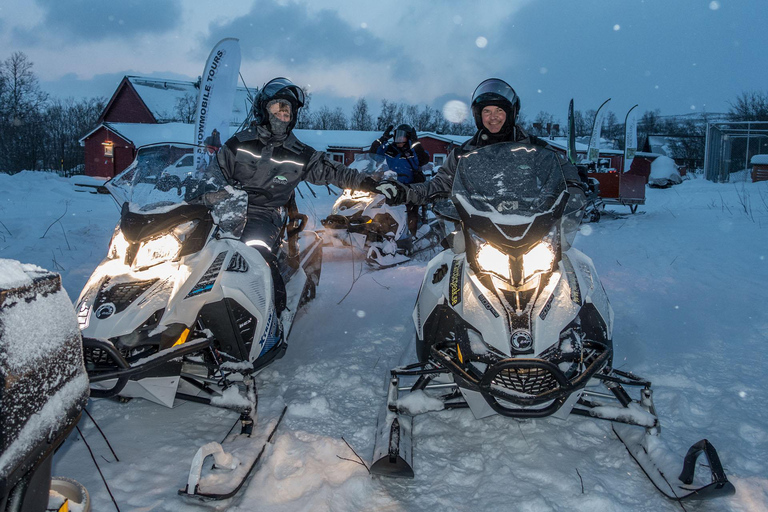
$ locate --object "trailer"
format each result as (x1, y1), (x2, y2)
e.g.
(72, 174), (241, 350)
(588, 157), (650, 214)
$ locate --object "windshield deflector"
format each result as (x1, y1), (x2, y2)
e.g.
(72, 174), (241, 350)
(452, 143), (567, 224)
(106, 143), (229, 214)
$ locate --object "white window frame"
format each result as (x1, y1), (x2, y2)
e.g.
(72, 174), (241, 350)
(433, 153), (447, 167)
(329, 152), (345, 163)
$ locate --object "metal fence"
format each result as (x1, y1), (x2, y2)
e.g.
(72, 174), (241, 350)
(704, 121), (768, 182)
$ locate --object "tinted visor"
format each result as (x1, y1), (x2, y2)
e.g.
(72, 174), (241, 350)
(262, 77), (305, 107)
(471, 78), (518, 107)
(394, 129), (409, 143)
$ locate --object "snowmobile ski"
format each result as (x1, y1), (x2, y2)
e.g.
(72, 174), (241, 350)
(179, 403), (288, 501)
(612, 423), (735, 501)
(370, 375), (414, 477)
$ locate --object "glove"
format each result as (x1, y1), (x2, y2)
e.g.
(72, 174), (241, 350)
(375, 179), (409, 206)
(381, 125), (394, 142)
(358, 176), (379, 193)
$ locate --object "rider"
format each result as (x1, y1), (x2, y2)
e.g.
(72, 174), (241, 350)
(374, 78), (586, 243)
(369, 124), (429, 237)
(216, 77), (378, 313)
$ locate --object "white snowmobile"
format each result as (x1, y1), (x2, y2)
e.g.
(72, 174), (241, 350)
(321, 154), (444, 269)
(75, 143), (322, 500)
(371, 142), (734, 503)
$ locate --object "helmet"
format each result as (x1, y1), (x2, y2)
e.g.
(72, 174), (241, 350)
(253, 77), (306, 132)
(393, 124), (416, 144)
(470, 78), (520, 132)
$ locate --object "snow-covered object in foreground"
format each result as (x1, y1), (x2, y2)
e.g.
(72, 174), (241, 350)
(648, 155), (683, 188)
(370, 143), (735, 502)
(0, 260), (90, 511)
(321, 153), (444, 268)
(75, 143), (323, 500)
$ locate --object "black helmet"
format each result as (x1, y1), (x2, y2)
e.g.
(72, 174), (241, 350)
(393, 124), (417, 144)
(253, 77), (306, 131)
(470, 78), (520, 132)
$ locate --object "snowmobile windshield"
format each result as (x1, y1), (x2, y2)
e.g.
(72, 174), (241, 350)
(452, 142), (568, 251)
(350, 152), (394, 181)
(453, 142), (566, 222)
(106, 143), (230, 214)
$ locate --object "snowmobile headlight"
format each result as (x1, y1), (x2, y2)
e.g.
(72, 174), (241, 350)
(171, 220), (199, 242)
(133, 233), (182, 270)
(107, 228), (129, 260)
(522, 241), (555, 281)
(476, 242), (511, 280)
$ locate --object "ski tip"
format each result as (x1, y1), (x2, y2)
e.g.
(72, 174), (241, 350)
(370, 456), (415, 479)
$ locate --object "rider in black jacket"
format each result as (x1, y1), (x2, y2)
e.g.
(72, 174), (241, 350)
(216, 77), (377, 312)
(375, 78), (584, 206)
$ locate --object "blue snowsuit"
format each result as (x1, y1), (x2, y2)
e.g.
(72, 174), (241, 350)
(371, 140), (429, 184)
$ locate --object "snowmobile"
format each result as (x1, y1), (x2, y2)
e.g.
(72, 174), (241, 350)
(370, 142), (734, 502)
(75, 143), (322, 500)
(321, 153), (444, 269)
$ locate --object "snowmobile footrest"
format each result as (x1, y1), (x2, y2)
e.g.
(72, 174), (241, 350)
(612, 423), (735, 501)
(677, 439), (735, 500)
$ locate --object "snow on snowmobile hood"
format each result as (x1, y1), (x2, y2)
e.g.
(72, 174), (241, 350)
(106, 143), (230, 214)
(451, 142), (569, 250)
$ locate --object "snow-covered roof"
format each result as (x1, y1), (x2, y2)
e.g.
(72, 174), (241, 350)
(547, 137), (657, 158)
(750, 154), (768, 165)
(126, 76), (255, 125)
(417, 132), (472, 145)
(293, 129), (380, 150)
(80, 122), (194, 147)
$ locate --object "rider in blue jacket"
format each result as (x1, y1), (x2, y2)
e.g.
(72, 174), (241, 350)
(369, 124), (429, 235)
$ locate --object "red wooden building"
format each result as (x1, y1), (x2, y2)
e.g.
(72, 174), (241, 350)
(80, 76), (254, 177)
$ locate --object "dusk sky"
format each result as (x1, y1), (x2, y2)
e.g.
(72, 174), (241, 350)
(2, 0), (765, 124)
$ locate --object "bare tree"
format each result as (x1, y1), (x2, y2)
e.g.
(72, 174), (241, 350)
(295, 88), (312, 129)
(376, 99), (398, 130)
(0, 52), (49, 172)
(728, 91), (768, 121)
(349, 97), (374, 131)
(173, 93), (197, 123)
(310, 105), (347, 130)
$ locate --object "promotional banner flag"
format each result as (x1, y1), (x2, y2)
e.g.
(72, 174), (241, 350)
(623, 104), (639, 172)
(586, 98), (611, 163)
(194, 38), (241, 170)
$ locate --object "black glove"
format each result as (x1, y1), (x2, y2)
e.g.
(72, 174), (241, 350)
(358, 176), (379, 193)
(381, 125), (394, 142)
(375, 179), (409, 206)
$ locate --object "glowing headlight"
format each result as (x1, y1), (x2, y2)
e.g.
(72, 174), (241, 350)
(133, 234), (182, 269)
(522, 241), (555, 280)
(476, 243), (510, 280)
(108, 229), (129, 260)
(172, 220), (199, 242)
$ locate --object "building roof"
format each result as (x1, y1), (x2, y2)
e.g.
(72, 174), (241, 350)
(81, 123), (469, 152)
(80, 122), (194, 147)
(547, 137), (657, 158)
(751, 154), (768, 165)
(125, 76), (256, 125)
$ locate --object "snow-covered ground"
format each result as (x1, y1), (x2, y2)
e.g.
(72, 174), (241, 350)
(1, 170), (767, 511)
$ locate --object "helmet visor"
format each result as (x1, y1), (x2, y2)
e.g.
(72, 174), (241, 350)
(261, 77), (305, 107)
(471, 78), (518, 107)
(394, 129), (409, 143)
